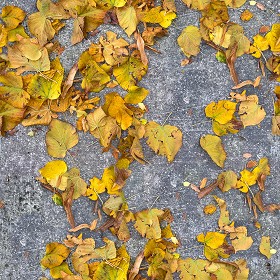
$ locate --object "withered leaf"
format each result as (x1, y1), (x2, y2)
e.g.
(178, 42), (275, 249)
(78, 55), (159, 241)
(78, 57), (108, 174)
(145, 121), (183, 162)
(46, 119), (79, 158)
(200, 134), (226, 168)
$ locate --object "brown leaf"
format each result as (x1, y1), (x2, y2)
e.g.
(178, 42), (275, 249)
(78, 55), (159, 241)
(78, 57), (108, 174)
(226, 43), (239, 85)
(264, 204), (280, 212)
(134, 32), (148, 66)
(198, 180), (219, 199)
(62, 186), (75, 228)
(253, 191), (265, 212)
(128, 251), (145, 280)
(232, 75), (261, 89)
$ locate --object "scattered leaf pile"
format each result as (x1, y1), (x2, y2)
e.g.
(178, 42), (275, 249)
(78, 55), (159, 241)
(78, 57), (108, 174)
(0, 0), (279, 279)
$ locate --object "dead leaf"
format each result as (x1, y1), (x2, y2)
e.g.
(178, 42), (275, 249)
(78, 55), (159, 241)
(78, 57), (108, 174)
(145, 121), (183, 162)
(46, 119), (79, 158)
(200, 134), (226, 168)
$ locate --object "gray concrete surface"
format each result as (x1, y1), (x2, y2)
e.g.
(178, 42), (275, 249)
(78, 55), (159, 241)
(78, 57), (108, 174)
(0, 0), (280, 279)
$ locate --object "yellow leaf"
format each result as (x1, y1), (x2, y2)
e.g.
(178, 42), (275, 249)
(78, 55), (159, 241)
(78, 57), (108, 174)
(217, 170), (237, 192)
(145, 121), (183, 162)
(113, 51), (147, 90)
(116, 6), (138, 37)
(226, 24), (250, 57)
(93, 245), (130, 280)
(212, 118), (242, 136)
(205, 100), (236, 124)
(46, 119), (79, 158)
(41, 242), (70, 269)
(200, 134), (226, 168)
(210, 26), (231, 48)
(50, 262), (73, 279)
(240, 9), (253, 21)
(28, 0), (68, 46)
(39, 160), (67, 188)
(201, 1), (229, 30)
(203, 204), (217, 215)
(27, 57), (64, 100)
(86, 107), (121, 147)
(1, 6), (26, 30)
(124, 86), (149, 104)
(239, 95), (266, 127)
(60, 168), (87, 199)
(7, 25), (29, 42)
(86, 177), (106, 200)
(177, 26), (202, 57)
(0, 24), (8, 51)
(0, 72), (30, 108)
(22, 102), (58, 126)
(224, 0), (246, 8)
(250, 34), (269, 58)
(159, 11), (176, 28)
(214, 196), (231, 230)
(103, 92), (133, 130)
(266, 23), (280, 53)
(7, 37), (50, 73)
(198, 232), (227, 249)
(230, 226), (253, 252)
(0, 100), (25, 135)
(134, 208), (164, 239)
(100, 31), (129, 66)
(78, 51), (110, 92)
(181, 0), (211, 10)
(178, 258), (210, 279)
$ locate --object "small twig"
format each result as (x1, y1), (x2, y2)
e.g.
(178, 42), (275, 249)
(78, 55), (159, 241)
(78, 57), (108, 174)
(144, 45), (161, 54)
(162, 112), (173, 126)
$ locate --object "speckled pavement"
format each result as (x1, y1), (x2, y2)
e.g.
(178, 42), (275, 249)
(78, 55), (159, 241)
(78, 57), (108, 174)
(0, 1), (279, 279)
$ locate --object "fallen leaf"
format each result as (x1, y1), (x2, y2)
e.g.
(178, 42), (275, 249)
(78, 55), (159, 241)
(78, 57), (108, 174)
(86, 107), (121, 148)
(205, 100), (237, 124)
(46, 119), (79, 158)
(134, 208), (164, 239)
(113, 51), (148, 91)
(240, 9), (253, 21)
(145, 121), (183, 162)
(102, 92), (133, 130)
(1, 5), (26, 30)
(224, 0), (246, 8)
(203, 204), (217, 215)
(200, 134), (226, 168)
(0, 72), (30, 108)
(239, 95), (266, 127)
(259, 236), (273, 259)
(39, 160), (67, 188)
(116, 6), (138, 37)
(177, 26), (201, 57)
(27, 57), (64, 100)
(41, 242), (70, 269)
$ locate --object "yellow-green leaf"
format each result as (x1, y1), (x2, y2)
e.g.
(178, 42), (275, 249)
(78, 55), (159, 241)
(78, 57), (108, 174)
(145, 121), (183, 162)
(0, 72), (30, 108)
(116, 6), (138, 37)
(1, 6), (25, 30)
(113, 52), (148, 90)
(177, 26), (201, 57)
(200, 134), (226, 168)
(134, 208), (164, 239)
(259, 236), (273, 259)
(41, 242), (70, 269)
(46, 119), (79, 158)
(27, 57), (64, 100)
